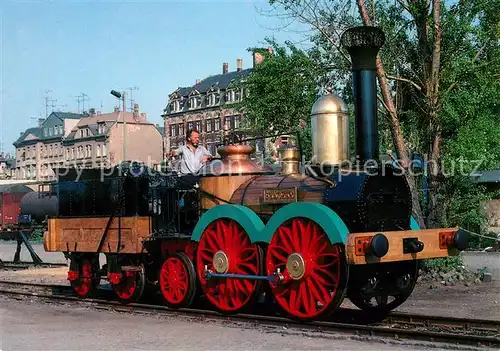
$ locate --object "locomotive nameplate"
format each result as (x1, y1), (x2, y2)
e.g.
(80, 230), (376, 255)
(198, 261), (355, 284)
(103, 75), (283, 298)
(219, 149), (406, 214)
(263, 187), (298, 204)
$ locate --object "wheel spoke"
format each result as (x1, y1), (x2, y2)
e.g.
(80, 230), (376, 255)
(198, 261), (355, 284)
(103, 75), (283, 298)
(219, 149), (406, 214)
(266, 217), (347, 320)
(160, 254), (195, 308)
(197, 218), (262, 313)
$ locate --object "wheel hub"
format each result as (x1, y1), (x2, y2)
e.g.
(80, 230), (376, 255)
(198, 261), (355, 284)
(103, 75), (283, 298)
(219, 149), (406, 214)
(286, 253), (306, 280)
(213, 251), (229, 273)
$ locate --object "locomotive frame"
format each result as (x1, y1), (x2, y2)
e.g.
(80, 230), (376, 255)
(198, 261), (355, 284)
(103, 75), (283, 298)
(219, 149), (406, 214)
(41, 26), (469, 320)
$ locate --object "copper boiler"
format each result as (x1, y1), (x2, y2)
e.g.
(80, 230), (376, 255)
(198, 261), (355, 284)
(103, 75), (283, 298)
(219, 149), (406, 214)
(198, 144), (274, 211)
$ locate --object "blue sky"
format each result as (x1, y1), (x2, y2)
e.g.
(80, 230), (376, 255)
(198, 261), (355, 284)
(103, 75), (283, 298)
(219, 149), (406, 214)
(1, 0), (307, 154)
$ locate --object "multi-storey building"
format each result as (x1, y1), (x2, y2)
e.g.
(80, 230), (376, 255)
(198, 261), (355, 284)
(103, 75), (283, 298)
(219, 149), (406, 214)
(162, 49), (273, 163)
(0, 153), (15, 179)
(14, 105), (164, 181)
(13, 112), (83, 180)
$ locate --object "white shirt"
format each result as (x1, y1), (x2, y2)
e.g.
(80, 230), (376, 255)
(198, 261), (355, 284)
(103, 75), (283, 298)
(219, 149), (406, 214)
(174, 144), (211, 175)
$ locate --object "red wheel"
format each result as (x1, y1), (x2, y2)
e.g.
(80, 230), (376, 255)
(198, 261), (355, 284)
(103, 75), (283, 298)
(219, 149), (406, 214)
(196, 218), (263, 313)
(110, 266), (146, 304)
(68, 256), (100, 298)
(266, 217), (348, 320)
(160, 253), (197, 308)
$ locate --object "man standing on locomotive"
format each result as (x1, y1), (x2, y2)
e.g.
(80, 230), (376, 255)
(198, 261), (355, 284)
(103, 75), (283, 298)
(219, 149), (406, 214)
(169, 129), (213, 175)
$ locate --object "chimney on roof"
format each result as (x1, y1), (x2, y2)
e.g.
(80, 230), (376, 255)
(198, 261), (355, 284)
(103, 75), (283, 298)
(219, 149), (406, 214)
(114, 106), (120, 112)
(196, 79), (201, 84)
(89, 108), (96, 116)
(38, 118), (44, 127)
(237, 58), (243, 72)
(253, 47), (274, 68)
(140, 112), (146, 121)
(133, 103), (140, 120)
(223, 62), (228, 74)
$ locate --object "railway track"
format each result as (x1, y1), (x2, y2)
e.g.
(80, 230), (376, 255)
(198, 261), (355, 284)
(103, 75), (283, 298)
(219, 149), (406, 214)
(0, 261), (67, 270)
(0, 280), (498, 349)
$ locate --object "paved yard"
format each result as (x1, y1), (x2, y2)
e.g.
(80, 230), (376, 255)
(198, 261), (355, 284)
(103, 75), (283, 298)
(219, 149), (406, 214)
(0, 295), (461, 351)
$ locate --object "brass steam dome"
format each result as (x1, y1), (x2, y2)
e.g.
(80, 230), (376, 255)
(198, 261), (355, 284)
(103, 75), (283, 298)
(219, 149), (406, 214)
(311, 93), (348, 115)
(310, 93), (350, 166)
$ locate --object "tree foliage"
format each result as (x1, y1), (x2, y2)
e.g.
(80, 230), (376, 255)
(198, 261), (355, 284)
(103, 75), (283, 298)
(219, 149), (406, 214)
(240, 0), (499, 238)
(235, 40), (322, 159)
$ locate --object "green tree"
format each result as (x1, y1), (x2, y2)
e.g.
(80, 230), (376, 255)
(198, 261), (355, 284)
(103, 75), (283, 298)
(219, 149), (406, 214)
(264, 0), (499, 232)
(235, 40), (322, 160)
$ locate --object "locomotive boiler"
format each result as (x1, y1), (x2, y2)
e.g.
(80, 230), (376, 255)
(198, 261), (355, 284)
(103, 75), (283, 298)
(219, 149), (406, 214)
(42, 26), (468, 320)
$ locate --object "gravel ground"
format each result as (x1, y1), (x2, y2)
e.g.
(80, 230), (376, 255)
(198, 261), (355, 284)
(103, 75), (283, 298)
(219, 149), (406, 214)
(0, 295), (480, 351)
(0, 243), (68, 264)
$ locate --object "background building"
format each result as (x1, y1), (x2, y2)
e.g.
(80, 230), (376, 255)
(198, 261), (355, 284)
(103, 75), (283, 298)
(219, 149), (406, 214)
(162, 49), (273, 168)
(0, 153), (15, 179)
(13, 105), (163, 181)
(13, 112), (83, 180)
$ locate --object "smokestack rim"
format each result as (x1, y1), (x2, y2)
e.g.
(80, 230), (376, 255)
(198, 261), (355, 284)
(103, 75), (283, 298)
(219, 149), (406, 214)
(340, 26), (386, 70)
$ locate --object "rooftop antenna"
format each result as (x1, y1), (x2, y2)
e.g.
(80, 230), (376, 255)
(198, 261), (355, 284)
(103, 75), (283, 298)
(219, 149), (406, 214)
(50, 98), (57, 113)
(81, 93), (89, 112)
(56, 103), (68, 111)
(44, 90), (53, 118)
(75, 95), (83, 113)
(127, 86), (139, 112)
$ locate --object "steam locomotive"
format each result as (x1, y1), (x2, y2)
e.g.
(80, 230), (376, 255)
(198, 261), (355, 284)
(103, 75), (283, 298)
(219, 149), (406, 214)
(41, 26), (468, 320)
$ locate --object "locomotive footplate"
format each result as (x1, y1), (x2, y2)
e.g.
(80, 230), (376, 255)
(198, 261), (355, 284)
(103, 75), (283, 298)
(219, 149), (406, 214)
(346, 227), (468, 265)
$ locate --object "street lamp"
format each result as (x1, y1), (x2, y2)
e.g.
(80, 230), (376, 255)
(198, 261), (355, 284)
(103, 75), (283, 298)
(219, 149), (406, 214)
(110, 89), (127, 163)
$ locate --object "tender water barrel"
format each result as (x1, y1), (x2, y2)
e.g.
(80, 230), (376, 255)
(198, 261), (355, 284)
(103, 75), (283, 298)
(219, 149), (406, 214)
(19, 192), (58, 221)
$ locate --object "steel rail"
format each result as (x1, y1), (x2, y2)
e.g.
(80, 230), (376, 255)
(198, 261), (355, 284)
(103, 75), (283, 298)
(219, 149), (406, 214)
(0, 281), (498, 349)
(0, 261), (67, 269)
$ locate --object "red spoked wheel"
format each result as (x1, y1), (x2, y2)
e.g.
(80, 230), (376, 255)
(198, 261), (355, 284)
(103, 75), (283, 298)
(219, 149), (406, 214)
(196, 218), (263, 313)
(110, 265), (146, 304)
(266, 217), (348, 320)
(68, 256), (100, 298)
(159, 252), (197, 308)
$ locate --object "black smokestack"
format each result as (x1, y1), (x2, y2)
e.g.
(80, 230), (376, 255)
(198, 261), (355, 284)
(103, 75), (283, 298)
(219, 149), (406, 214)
(340, 26), (385, 163)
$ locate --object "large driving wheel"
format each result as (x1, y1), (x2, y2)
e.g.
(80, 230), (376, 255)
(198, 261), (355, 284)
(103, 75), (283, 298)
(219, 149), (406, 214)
(266, 217), (348, 320)
(196, 218), (263, 313)
(159, 252), (197, 308)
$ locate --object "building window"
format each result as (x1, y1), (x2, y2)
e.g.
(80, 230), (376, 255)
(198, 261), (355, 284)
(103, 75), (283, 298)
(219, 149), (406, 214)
(234, 115), (241, 129)
(206, 119), (212, 132)
(170, 125), (177, 137)
(98, 123), (106, 134)
(207, 93), (218, 106)
(226, 90), (235, 103)
(189, 96), (200, 109)
(195, 120), (201, 132)
(171, 100), (181, 112)
(179, 123), (184, 136)
(102, 144), (107, 156)
(214, 118), (220, 131)
(96, 145), (101, 157)
(188, 121), (194, 130)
